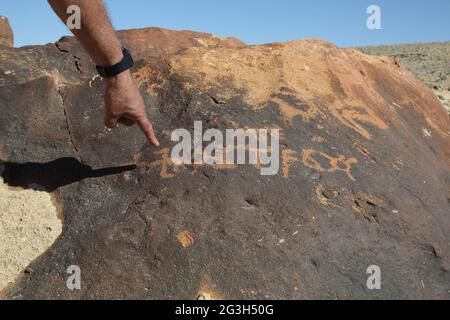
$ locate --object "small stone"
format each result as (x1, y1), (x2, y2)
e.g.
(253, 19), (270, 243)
(441, 266), (449, 272)
(433, 246), (443, 258)
(123, 173), (132, 183)
(24, 267), (33, 274)
(177, 231), (195, 248)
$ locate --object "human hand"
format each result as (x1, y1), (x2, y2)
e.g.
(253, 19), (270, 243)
(103, 70), (160, 147)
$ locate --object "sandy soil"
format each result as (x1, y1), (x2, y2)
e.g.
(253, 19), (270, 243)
(356, 42), (450, 114)
(0, 178), (62, 293)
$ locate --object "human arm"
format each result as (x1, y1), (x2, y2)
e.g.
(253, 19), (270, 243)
(48, 0), (159, 146)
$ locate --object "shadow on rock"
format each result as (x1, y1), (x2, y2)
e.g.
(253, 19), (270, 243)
(0, 157), (136, 192)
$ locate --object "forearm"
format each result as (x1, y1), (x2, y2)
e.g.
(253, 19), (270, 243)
(48, 0), (160, 146)
(48, 0), (123, 66)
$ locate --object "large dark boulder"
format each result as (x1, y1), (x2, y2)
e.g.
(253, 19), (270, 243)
(0, 29), (449, 299)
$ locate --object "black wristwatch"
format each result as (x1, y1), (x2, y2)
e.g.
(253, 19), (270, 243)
(96, 48), (134, 78)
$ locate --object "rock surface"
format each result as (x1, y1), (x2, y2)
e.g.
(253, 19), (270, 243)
(0, 16), (13, 48)
(357, 42), (450, 114)
(0, 28), (449, 299)
(56, 27), (245, 76)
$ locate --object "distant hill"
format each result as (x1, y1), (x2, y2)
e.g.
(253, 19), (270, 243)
(356, 42), (450, 114)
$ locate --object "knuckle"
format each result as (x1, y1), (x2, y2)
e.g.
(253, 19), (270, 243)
(104, 119), (116, 128)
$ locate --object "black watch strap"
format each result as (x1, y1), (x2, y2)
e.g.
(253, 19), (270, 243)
(96, 48), (134, 78)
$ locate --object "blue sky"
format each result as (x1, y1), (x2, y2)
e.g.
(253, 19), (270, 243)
(2, 0), (450, 48)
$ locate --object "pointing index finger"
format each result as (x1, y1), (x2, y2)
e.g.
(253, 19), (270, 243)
(137, 116), (160, 147)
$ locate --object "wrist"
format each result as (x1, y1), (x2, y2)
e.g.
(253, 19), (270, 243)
(102, 49), (125, 66)
(94, 47), (123, 67)
(96, 48), (134, 79)
(103, 69), (132, 86)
